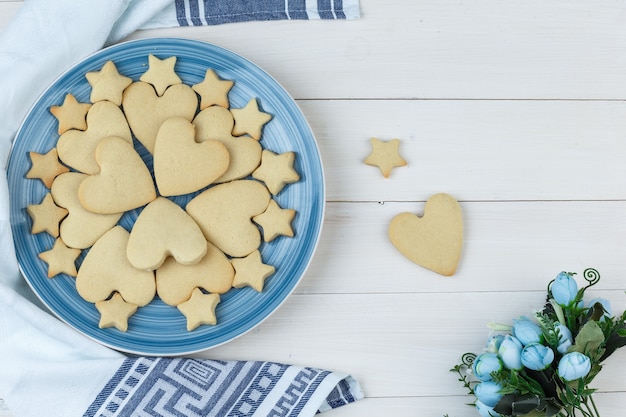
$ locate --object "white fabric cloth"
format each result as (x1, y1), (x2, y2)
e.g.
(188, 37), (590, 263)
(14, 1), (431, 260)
(0, 1), (362, 416)
(0, 3), (176, 414)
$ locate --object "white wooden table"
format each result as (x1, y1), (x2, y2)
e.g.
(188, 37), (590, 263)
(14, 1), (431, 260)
(1, 1), (626, 416)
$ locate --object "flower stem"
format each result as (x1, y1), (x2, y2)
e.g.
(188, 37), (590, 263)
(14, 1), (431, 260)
(587, 395), (600, 417)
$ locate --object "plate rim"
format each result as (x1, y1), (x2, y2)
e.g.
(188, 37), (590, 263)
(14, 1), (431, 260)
(7, 37), (326, 356)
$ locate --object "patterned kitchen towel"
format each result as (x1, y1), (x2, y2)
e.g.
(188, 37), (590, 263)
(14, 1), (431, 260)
(112, 0), (360, 43)
(85, 358), (362, 416)
(0, 1), (362, 416)
(175, 0), (359, 25)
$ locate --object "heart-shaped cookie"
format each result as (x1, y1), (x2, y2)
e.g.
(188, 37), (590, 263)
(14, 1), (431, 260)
(153, 117), (230, 196)
(388, 193), (463, 276)
(127, 197), (208, 271)
(50, 172), (122, 249)
(76, 226), (155, 306)
(193, 106), (262, 183)
(156, 241), (234, 306)
(186, 180), (271, 257)
(57, 100), (132, 174)
(78, 136), (156, 214)
(122, 81), (198, 154)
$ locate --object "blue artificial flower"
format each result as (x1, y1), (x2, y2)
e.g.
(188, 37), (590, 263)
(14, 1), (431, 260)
(587, 297), (612, 320)
(474, 381), (503, 407)
(558, 352), (591, 381)
(475, 399), (502, 417)
(554, 323), (573, 354)
(473, 353), (503, 382)
(521, 343), (555, 371)
(550, 272), (578, 306)
(485, 335), (505, 353)
(498, 335), (523, 371)
(512, 317), (543, 346)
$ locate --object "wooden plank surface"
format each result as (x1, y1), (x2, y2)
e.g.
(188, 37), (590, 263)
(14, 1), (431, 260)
(1, 1), (626, 417)
(300, 100), (626, 202)
(298, 201), (626, 294)
(123, 0), (626, 100)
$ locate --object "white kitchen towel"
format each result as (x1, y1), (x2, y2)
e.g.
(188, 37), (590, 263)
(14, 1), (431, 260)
(0, 1), (362, 416)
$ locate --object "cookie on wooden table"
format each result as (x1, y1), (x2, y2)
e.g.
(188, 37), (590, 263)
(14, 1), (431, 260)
(364, 137), (407, 178)
(388, 193), (463, 276)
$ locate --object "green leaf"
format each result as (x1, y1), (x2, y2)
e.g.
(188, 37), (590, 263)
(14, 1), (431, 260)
(600, 324), (626, 361)
(589, 302), (606, 322)
(564, 385), (578, 406)
(496, 395), (563, 417)
(511, 396), (542, 416)
(543, 399), (563, 417)
(570, 321), (605, 355)
(585, 363), (602, 384)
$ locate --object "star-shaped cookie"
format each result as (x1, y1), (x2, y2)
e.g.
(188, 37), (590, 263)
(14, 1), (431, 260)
(231, 98), (272, 140)
(95, 292), (138, 332)
(252, 150), (300, 195)
(49, 93), (92, 134)
(85, 60), (132, 105)
(139, 54), (182, 96)
(364, 138), (407, 178)
(26, 148), (70, 188)
(231, 250), (275, 292)
(177, 288), (220, 331)
(253, 199), (296, 242)
(26, 193), (68, 237)
(38, 238), (81, 278)
(192, 69), (234, 109)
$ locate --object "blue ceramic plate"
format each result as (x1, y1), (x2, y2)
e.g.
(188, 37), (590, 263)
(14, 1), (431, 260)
(7, 38), (325, 356)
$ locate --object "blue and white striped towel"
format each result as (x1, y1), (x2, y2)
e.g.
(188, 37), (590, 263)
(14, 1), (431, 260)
(173, 0), (360, 25)
(0, 1), (362, 416)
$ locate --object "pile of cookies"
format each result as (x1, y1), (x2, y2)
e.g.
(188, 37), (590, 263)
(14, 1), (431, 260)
(25, 54), (300, 332)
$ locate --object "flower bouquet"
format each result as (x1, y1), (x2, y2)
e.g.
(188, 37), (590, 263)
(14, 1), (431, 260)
(449, 269), (626, 417)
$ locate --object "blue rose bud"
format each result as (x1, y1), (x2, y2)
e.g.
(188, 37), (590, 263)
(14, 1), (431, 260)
(587, 297), (612, 320)
(498, 335), (523, 370)
(474, 381), (503, 407)
(550, 272), (578, 306)
(485, 335), (505, 353)
(475, 399), (502, 417)
(512, 317), (543, 346)
(521, 343), (555, 371)
(554, 323), (573, 354)
(558, 352), (591, 381)
(473, 353), (503, 381)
